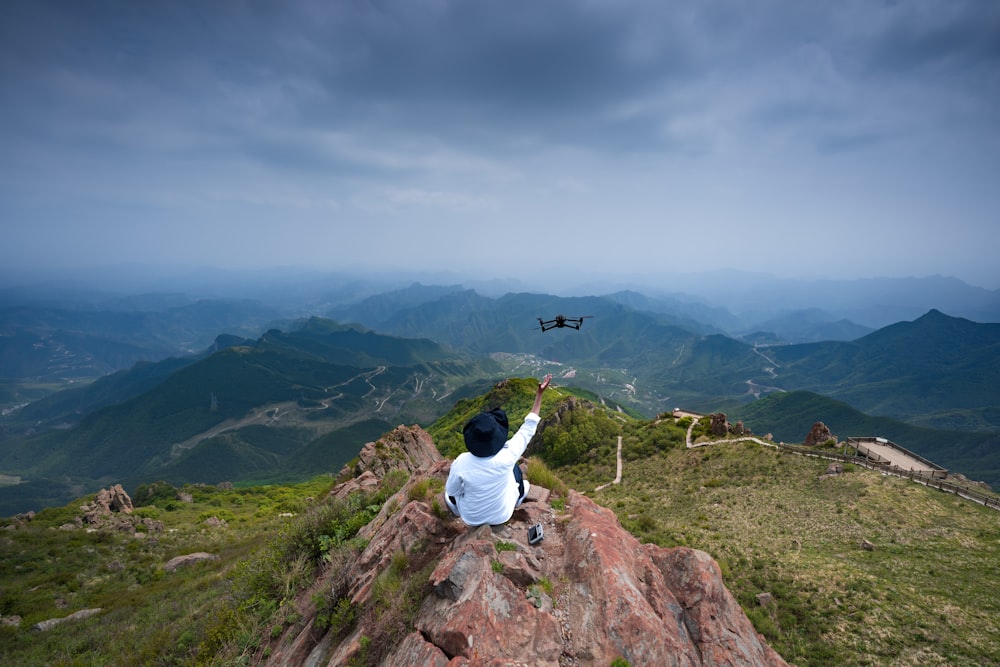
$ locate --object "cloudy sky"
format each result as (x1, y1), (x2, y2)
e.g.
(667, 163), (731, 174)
(2, 0), (999, 289)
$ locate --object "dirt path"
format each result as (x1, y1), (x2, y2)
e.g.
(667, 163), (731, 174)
(595, 435), (623, 491)
(752, 344), (780, 378)
(686, 416), (776, 450)
(169, 401), (301, 457)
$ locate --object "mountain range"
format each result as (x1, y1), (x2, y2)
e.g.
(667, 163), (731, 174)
(0, 318), (501, 515)
(0, 273), (998, 515)
(329, 288), (1000, 430)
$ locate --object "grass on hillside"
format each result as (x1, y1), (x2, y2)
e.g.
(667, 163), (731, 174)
(556, 426), (1000, 667)
(4, 387), (999, 667)
(0, 476), (339, 666)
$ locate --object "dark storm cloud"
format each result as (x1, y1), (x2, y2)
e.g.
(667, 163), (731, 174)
(5, 0), (996, 159)
(862, 3), (1000, 76)
(265, 1), (698, 154)
(5, 1), (694, 155)
(1, 0), (998, 287)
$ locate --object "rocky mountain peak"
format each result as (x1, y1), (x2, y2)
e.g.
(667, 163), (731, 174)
(268, 424), (788, 666)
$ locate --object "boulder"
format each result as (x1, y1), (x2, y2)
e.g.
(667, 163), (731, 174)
(821, 463), (844, 478)
(804, 422), (836, 447)
(12, 511), (35, 527)
(31, 608), (101, 632)
(329, 470), (380, 502)
(710, 413), (729, 437)
(139, 517), (164, 533)
(380, 632), (450, 667)
(164, 552), (220, 572)
(80, 484), (134, 524)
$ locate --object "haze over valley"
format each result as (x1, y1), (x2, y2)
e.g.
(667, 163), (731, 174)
(1, 268), (998, 515)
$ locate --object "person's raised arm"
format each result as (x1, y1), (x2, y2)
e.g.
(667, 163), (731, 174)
(531, 374), (552, 415)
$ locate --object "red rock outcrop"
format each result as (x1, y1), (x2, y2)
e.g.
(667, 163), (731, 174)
(81, 484), (134, 524)
(267, 425), (789, 666)
(343, 424), (442, 480)
(709, 413), (729, 437)
(803, 421), (836, 447)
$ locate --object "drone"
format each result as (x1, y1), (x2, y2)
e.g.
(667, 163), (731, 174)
(537, 314), (592, 332)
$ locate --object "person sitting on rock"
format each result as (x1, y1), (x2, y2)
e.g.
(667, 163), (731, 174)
(445, 375), (551, 526)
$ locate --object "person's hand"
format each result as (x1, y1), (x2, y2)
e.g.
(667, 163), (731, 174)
(531, 374), (551, 415)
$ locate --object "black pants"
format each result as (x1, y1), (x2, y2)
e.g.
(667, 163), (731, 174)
(513, 464), (525, 500)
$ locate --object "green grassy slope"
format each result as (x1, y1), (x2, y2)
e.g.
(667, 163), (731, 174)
(539, 406), (1000, 667)
(0, 321), (502, 515)
(729, 391), (1000, 489)
(0, 476), (338, 666)
(3, 388), (998, 666)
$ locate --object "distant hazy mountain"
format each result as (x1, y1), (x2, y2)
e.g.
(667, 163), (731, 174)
(327, 282), (466, 326)
(0, 298), (284, 381)
(737, 307), (874, 343)
(689, 274), (1000, 329)
(600, 290), (736, 334)
(541, 271), (998, 328)
(2, 273), (997, 514)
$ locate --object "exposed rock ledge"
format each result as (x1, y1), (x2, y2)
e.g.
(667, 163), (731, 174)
(266, 425), (789, 666)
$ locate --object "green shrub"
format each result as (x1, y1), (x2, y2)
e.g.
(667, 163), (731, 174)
(371, 551), (407, 608)
(431, 497), (449, 519)
(384, 468), (410, 491)
(316, 596), (358, 635)
(407, 478), (431, 502)
(198, 509), (236, 523)
(536, 407), (620, 467)
(526, 457), (568, 496)
(747, 605), (780, 640)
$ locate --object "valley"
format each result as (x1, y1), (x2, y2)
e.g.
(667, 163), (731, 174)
(1, 278), (998, 516)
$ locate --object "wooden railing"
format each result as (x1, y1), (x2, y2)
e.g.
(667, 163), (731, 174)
(685, 415), (1000, 511)
(769, 441), (1000, 511)
(845, 436), (946, 476)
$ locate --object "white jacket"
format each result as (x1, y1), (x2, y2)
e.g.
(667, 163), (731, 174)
(445, 412), (539, 526)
